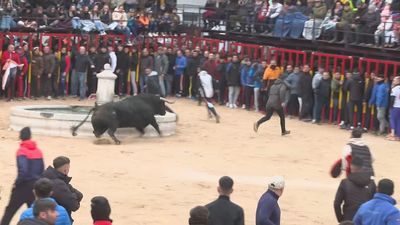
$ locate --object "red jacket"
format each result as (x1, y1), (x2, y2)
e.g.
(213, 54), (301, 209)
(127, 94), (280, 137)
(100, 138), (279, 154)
(202, 60), (220, 80)
(63, 55), (71, 74)
(1, 50), (21, 68)
(94, 221), (112, 225)
(19, 53), (29, 76)
(16, 140), (44, 185)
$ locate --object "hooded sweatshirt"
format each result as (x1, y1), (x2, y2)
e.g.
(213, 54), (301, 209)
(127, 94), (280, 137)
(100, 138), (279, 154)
(16, 140), (44, 185)
(334, 172), (376, 222)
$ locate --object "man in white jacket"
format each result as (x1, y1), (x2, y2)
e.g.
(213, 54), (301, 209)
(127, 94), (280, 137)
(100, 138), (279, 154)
(198, 69), (220, 123)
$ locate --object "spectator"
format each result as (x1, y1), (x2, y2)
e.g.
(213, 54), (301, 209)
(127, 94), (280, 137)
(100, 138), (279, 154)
(170, 8), (180, 35)
(189, 206), (209, 225)
(285, 66), (301, 117)
(69, 5), (82, 32)
(368, 74), (390, 135)
(42, 46), (57, 100)
(127, 10), (139, 37)
(30, 47), (44, 99)
(355, 5), (380, 44)
(298, 65), (313, 121)
(0, 127), (44, 225)
(217, 55), (230, 105)
(342, 129), (374, 176)
(16, 47), (28, 99)
(108, 46), (117, 73)
(20, 178), (71, 225)
(58, 47), (71, 99)
(174, 50), (187, 97)
(347, 72), (365, 129)
(256, 176), (285, 225)
(17, 199), (58, 225)
(128, 47), (139, 95)
(303, 0), (327, 40)
(0, 2), (17, 31)
(340, 72), (353, 129)
(115, 44), (130, 96)
(253, 61), (266, 112)
(353, 179), (400, 225)
(387, 76), (400, 141)
(312, 67), (324, 123)
(334, 157), (375, 223)
(254, 78), (290, 135)
(263, 60), (282, 92)
(1, 44), (22, 102)
(280, 65), (293, 81)
(145, 68), (161, 95)
(100, 5), (113, 29)
(330, 2), (355, 43)
(165, 47), (176, 96)
(331, 71), (342, 123)
(111, 5), (132, 45)
(263, 0), (283, 34)
(91, 4), (107, 35)
(185, 50), (201, 98)
(71, 46), (94, 100)
(226, 55), (242, 109)
(154, 47), (169, 97)
(139, 48), (154, 92)
(205, 176), (244, 225)
(93, 45), (111, 94)
(197, 69), (220, 123)
(313, 71), (331, 124)
(137, 11), (150, 35)
(91, 196), (112, 225)
(41, 156), (83, 221)
(241, 58), (255, 110)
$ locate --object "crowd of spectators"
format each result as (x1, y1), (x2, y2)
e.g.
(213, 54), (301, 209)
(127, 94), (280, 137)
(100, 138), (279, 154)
(202, 0), (400, 47)
(0, 0), (181, 45)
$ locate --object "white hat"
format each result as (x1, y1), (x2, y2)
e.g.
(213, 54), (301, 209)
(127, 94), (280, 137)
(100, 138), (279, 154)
(268, 176), (285, 190)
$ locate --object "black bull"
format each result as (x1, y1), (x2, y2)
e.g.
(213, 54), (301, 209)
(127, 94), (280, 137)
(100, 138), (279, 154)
(71, 94), (176, 144)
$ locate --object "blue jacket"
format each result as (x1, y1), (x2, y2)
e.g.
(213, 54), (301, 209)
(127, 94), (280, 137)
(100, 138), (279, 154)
(241, 65), (255, 87)
(369, 82), (390, 108)
(353, 193), (400, 225)
(175, 56), (187, 76)
(20, 198), (71, 225)
(256, 190), (281, 225)
(16, 140), (44, 185)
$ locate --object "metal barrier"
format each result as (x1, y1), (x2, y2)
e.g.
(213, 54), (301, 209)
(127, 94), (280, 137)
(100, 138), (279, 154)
(270, 48), (307, 66)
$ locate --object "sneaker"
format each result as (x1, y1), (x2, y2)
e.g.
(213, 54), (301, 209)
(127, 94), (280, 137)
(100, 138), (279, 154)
(253, 122), (259, 133)
(339, 121), (345, 126)
(126, 41), (133, 46)
(229, 104), (234, 109)
(100, 31), (106, 36)
(47, 96), (52, 100)
(175, 93), (181, 98)
(311, 119), (316, 124)
(242, 104), (246, 109)
(282, 130), (291, 136)
(233, 104), (238, 109)
(350, 126), (354, 130)
(226, 102), (230, 107)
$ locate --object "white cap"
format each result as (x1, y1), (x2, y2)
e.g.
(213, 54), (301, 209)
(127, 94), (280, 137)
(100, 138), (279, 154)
(268, 176), (285, 190)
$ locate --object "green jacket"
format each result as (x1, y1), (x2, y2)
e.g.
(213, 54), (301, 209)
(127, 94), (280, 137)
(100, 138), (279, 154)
(312, 5), (328, 20)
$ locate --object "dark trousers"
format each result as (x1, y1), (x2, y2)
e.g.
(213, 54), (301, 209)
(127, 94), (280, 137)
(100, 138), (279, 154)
(0, 181), (35, 225)
(116, 70), (127, 95)
(244, 86), (253, 109)
(300, 96), (313, 119)
(43, 74), (58, 97)
(30, 76), (41, 97)
(314, 95), (330, 122)
(348, 100), (363, 127)
(287, 94), (299, 116)
(218, 78), (226, 104)
(256, 106), (286, 133)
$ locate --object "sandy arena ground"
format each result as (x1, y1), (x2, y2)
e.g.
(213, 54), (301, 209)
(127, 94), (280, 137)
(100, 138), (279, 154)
(0, 98), (399, 225)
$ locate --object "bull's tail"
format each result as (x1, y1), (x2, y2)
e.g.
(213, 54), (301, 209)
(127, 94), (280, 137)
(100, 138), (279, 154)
(71, 107), (95, 136)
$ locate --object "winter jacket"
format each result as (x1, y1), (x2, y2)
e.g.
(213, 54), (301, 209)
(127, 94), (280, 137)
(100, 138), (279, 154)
(334, 172), (376, 222)
(263, 66), (282, 81)
(331, 78), (341, 99)
(112, 10), (128, 27)
(253, 65), (264, 89)
(59, 54), (71, 75)
(129, 52), (139, 71)
(256, 190), (281, 225)
(342, 138), (374, 176)
(369, 82), (390, 108)
(20, 198), (71, 225)
(316, 78), (331, 98)
(202, 60), (219, 80)
(166, 53), (176, 75)
(206, 195), (244, 225)
(298, 72), (313, 99)
(74, 54), (94, 73)
(198, 70), (214, 98)
(186, 56), (201, 77)
(241, 65), (255, 87)
(286, 72), (301, 95)
(226, 61), (242, 86)
(2, 50), (21, 68)
(312, 72), (323, 91)
(360, 11), (380, 29)
(16, 140), (44, 185)
(31, 54), (44, 77)
(42, 53), (57, 75)
(41, 166), (83, 217)
(154, 54), (169, 75)
(19, 53), (29, 76)
(115, 51), (129, 71)
(348, 75), (364, 102)
(17, 218), (49, 225)
(175, 56), (187, 76)
(94, 53), (110, 73)
(337, 8), (354, 29)
(312, 4), (327, 19)
(353, 193), (400, 225)
(140, 55), (154, 75)
(267, 79), (290, 109)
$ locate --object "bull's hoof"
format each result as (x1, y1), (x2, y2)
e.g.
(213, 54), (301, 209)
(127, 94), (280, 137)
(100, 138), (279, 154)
(72, 132), (77, 137)
(115, 140), (121, 145)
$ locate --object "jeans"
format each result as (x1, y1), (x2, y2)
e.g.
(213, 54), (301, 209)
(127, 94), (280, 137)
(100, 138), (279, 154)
(313, 94), (329, 122)
(5, 67), (17, 100)
(59, 72), (67, 97)
(165, 74), (174, 96)
(256, 106), (287, 133)
(94, 20), (105, 32)
(159, 75), (166, 97)
(115, 26), (131, 42)
(390, 107), (400, 137)
(71, 71), (87, 99)
(72, 17), (81, 29)
(254, 87), (260, 111)
(139, 74), (147, 93)
(377, 107), (388, 133)
(0, 15), (16, 31)
(228, 86), (240, 106)
(130, 70), (138, 95)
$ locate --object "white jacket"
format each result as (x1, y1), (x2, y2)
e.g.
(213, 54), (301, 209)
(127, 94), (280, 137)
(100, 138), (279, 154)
(198, 71), (214, 98)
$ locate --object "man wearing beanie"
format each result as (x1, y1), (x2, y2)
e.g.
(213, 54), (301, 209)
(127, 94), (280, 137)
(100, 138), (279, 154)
(256, 176), (285, 225)
(353, 178), (400, 225)
(1, 127), (44, 225)
(334, 157), (375, 223)
(91, 196), (112, 225)
(189, 206), (209, 225)
(205, 176), (244, 225)
(41, 156), (83, 222)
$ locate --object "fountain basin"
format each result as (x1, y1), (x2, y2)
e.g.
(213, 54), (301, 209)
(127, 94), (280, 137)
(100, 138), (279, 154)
(10, 105), (177, 138)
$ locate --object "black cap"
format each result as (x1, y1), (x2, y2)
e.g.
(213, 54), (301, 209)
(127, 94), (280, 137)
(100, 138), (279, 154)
(53, 156), (70, 169)
(378, 179), (394, 196)
(91, 196), (112, 222)
(19, 127), (31, 141)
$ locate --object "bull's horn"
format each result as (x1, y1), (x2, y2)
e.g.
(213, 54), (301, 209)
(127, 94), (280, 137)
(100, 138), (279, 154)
(160, 97), (175, 104)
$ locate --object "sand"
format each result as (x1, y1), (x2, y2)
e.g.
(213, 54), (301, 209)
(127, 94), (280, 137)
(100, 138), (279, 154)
(0, 98), (399, 225)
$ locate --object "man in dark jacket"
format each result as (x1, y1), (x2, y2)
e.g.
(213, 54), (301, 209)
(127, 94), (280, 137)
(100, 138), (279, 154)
(313, 71), (332, 124)
(1, 127), (45, 225)
(31, 47), (44, 99)
(71, 46), (94, 100)
(93, 46), (111, 95)
(129, 47), (139, 96)
(185, 50), (201, 98)
(42, 46), (57, 100)
(17, 199), (58, 225)
(226, 55), (242, 109)
(139, 48), (154, 93)
(334, 157), (375, 223)
(165, 47), (176, 96)
(298, 65), (313, 121)
(256, 176), (285, 225)
(41, 156), (83, 222)
(254, 79), (291, 136)
(154, 47), (169, 97)
(347, 73), (365, 129)
(115, 44), (130, 96)
(205, 176), (244, 225)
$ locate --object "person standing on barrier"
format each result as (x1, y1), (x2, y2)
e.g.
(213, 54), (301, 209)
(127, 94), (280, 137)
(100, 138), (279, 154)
(42, 46), (57, 100)
(30, 47), (44, 100)
(298, 65), (313, 121)
(368, 74), (390, 135)
(72, 46), (95, 101)
(387, 76), (400, 141)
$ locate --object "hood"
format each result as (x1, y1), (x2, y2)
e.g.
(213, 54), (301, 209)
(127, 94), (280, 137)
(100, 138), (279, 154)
(348, 172), (372, 187)
(42, 166), (72, 183)
(20, 140), (37, 150)
(198, 70), (208, 77)
(374, 193), (397, 205)
(348, 138), (366, 146)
